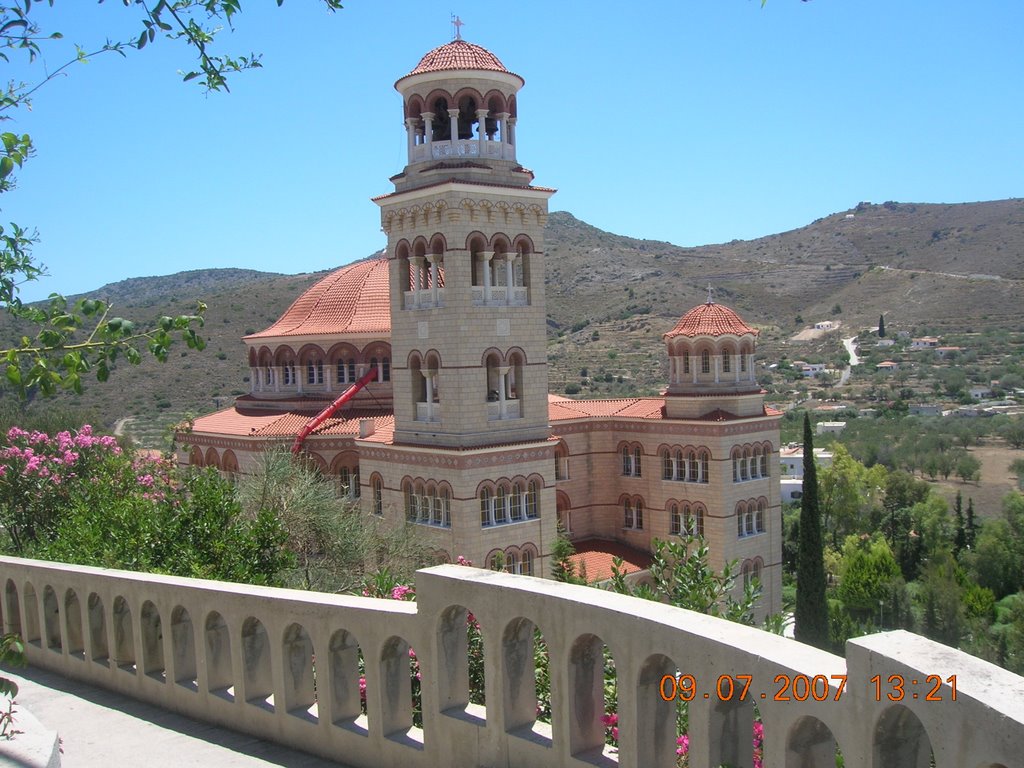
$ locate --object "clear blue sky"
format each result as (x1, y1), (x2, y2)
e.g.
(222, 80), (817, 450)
(6, 1), (1023, 302)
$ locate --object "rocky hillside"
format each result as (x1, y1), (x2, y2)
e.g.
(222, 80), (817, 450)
(2, 198), (1022, 441)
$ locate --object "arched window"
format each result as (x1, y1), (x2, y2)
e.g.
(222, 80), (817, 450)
(737, 503), (747, 537)
(510, 482), (523, 522)
(441, 487), (451, 527)
(701, 349), (711, 374)
(756, 500), (766, 533)
(661, 448), (672, 480)
(526, 481), (539, 519)
(742, 560), (753, 589)
(372, 476), (383, 516)
(674, 449), (684, 481)
(404, 481), (414, 521)
(480, 488), (492, 527)
(382, 356), (391, 382)
(693, 505), (705, 537)
(741, 449), (750, 481)
(740, 353), (747, 373)
(752, 558), (763, 583)
(733, 450), (741, 482)
(623, 498), (632, 528)
(634, 447), (642, 477)
(722, 350), (731, 373)
(495, 485), (508, 525)
(683, 353), (690, 374)
(522, 548), (535, 576)
(307, 359), (323, 385)
(635, 499), (644, 529)
(699, 451), (710, 483)
(669, 503), (681, 535)
(687, 450), (698, 482)
(759, 448), (769, 478)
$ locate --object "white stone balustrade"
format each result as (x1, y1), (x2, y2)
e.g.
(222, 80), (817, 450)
(487, 400), (521, 421)
(1, 556), (1022, 768)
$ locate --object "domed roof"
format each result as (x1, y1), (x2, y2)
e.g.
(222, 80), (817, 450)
(245, 257), (390, 340)
(663, 301), (758, 340)
(398, 39), (521, 83)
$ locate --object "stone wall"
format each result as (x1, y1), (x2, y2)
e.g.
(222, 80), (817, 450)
(1, 556), (1020, 768)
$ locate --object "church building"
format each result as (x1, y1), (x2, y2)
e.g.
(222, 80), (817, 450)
(179, 36), (782, 616)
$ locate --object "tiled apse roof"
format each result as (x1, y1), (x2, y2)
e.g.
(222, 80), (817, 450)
(245, 258), (390, 340)
(188, 406), (394, 441)
(402, 40), (516, 79)
(663, 301), (758, 340)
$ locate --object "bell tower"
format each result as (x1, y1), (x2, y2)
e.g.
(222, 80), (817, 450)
(375, 39), (555, 449)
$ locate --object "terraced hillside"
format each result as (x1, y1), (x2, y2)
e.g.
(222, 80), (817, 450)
(2, 198), (1022, 446)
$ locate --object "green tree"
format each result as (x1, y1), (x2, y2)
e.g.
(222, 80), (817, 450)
(836, 535), (902, 623)
(878, 314), (886, 338)
(608, 537), (761, 626)
(953, 490), (967, 558)
(966, 497), (977, 547)
(550, 523), (585, 584)
(1011, 458), (1024, 491)
(796, 413), (829, 648)
(955, 452), (982, 484)
(817, 444), (886, 548)
(0, 1), (343, 395)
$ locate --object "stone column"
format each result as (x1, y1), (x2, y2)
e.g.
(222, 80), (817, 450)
(249, 367), (258, 393)
(692, 355), (698, 384)
(424, 369), (435, 421)
(273, 366), (282, 393)
(735, 354), (740, 382)
(498, 365), (510, 418)
(447, 107), (460, 149)
(480, 251), (494, 302)
(506, 116), (517, 159)
(405, 118), (418, 157)
(421, 111), (434, 150)
(411, 255), (425, 308)
(428, 254), (440, 306)
(476, 108), (488, 153)
(505, 255), (515, 304)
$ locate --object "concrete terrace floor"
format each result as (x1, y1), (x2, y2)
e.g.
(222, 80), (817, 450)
(4, 665), (354, 767)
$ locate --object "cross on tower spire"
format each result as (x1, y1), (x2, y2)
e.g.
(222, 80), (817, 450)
(451, 14), (464, 40)
(706, 284), (715, 304)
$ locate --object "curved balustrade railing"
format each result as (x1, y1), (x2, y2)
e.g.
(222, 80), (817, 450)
(0, 556), (1021, 768)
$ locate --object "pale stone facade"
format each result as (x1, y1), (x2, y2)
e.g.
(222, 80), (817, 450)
(180, 38), (781, 617)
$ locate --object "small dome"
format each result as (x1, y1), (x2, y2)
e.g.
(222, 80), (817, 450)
(398, 39), (521, 82)
(663, 301), (757, 340)
(245, 258), (390, 339)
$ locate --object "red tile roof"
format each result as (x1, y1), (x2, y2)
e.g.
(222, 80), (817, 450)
(663, 301), (758, 340)
(245, 258), (390, 340)
(400, 40), (519, 80)
(188, 406), (394, 440)
(568, 539), (653, 583)
(548, 395), (666, 421)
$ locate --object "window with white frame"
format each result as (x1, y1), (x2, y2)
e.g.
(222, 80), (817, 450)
(669, 502), (682, 535)
(307, 360), (324, 385)
(624, 498), (644, 530)
(622, 445), (642, 477)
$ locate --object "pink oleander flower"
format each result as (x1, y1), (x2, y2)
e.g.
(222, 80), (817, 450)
(137, 474), (155, 488)
(676, 733), (689, 758)
(390, 584), (415, 601)
(6, 426), (28, 441)
(358, 676), (367, 701)
(455, 555), (473, 566)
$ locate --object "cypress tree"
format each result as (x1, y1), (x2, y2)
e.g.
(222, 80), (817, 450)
(965, 498), (977, 548)
(878, 314), (886, 338)
(953, 491), (966, 558)
(795, 413), (829, 649)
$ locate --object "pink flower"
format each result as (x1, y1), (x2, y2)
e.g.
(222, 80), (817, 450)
(455, 555), (473, 566)
(137, 474), (155, 488)
(7, 426), (28, 441)
(676, 734), (689, 757)
(390, 585), (415, 601)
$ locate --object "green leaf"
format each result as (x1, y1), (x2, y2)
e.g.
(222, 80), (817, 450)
(137, 30), (148, 50)
(0, 156), (13, 179)
(5, 365), (21, 386)
(96, 361), (109, 383)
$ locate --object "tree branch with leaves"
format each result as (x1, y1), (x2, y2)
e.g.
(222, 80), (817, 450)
(0, 0), (342, 397)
